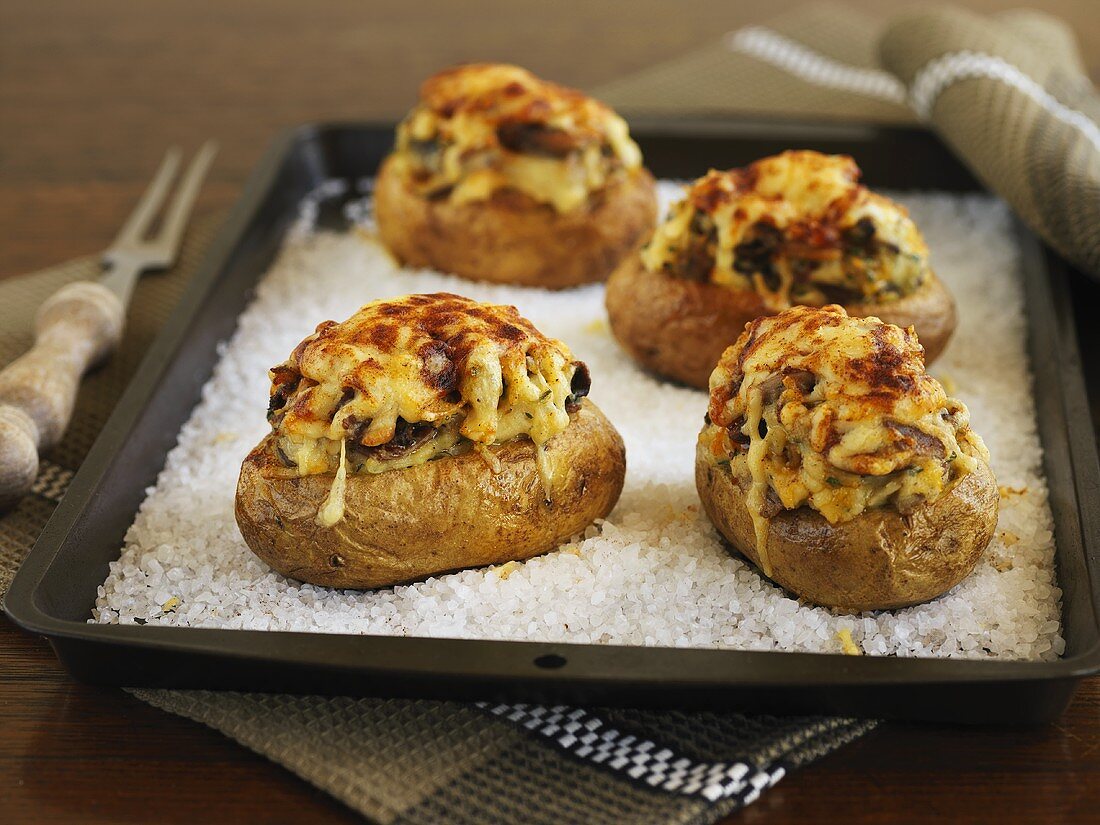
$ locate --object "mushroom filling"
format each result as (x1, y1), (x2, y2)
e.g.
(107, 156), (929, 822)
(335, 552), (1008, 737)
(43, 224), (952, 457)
(396, 117), (636, 212)
(496, 121), (583, 158)
(267, 358), (591, 478)
(642, 153), (931, 310)
(656, 214), (924, 306)
(390, 64), (643, 213)
(707, 368), (979, 526)
(705, 306), (988, 525)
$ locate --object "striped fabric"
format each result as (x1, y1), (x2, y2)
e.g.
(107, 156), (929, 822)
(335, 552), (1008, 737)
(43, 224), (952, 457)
(595, 5), (1099, 281)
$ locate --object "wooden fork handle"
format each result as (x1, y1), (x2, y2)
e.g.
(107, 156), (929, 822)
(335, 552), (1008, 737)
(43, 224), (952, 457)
(0, 281), (124, 510)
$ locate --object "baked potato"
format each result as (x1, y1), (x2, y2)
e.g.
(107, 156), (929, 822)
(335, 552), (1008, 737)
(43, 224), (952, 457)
(374, 63), (657, 288)
(235, 293), (626, 589)
(607, 151), (957, 389)
(695, 305), (997, 612)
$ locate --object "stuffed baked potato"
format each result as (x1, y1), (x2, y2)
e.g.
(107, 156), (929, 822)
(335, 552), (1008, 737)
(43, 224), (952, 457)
(235, 293), (626, 588)
(374, 63), (657, 288)
(607, 151), (957, 388)
(695, 304), (997, 612)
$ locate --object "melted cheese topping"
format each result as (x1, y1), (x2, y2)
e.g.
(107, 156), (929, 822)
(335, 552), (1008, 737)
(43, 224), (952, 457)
(316, 439), (348, 528)
(269, 294), (580, 481)
(742, 386), (773, 575)
(268, 294), (584, 497)
(642, 151), (930, 309)
(704, 306), (989, 557)
(389, 63), (643, 213)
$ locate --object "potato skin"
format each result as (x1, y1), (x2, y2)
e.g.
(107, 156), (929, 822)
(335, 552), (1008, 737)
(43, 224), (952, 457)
(606, 254), (957, 389)
(695, 443), (999, 612)
(374, 156), (657, 289)
(235, 401), (625, 589)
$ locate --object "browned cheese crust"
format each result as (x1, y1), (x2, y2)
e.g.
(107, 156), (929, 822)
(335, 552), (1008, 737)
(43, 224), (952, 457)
(845, 277), (956, 366)
(235, 400), (625, 589)
(375, 156), (657, 288)
(695, 442), (998, 612)
(605, 253), (957, 390)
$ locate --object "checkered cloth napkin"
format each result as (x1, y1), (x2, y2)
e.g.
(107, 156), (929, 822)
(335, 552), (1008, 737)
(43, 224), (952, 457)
(4, 4), (1095, 821)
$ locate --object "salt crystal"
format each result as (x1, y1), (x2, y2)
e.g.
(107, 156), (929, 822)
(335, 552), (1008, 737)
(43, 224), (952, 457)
(89, 186), (1063, 662)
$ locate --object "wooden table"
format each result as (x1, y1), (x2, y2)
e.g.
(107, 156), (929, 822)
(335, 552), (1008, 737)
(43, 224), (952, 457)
(2, 2), (1099, 822)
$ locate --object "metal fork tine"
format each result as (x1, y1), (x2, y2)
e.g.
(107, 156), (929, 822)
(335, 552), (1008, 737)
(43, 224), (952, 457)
(109, 147), (183, 250)
(152, 141), (218, 262)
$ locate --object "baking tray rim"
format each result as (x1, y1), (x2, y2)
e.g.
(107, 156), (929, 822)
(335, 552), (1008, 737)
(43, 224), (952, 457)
(5, 119), (1100, 692)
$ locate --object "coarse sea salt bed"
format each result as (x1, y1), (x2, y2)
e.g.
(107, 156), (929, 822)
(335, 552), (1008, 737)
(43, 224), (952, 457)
(92, 182), (1065, 661)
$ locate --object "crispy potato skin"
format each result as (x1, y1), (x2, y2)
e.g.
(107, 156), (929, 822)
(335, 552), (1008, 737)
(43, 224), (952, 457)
(235, 401), (625, 589)
(606, 254), (760, 390)
(605, 254), (957, 389)
(374, 156), (657, 289)
(695, 443), (999, 612)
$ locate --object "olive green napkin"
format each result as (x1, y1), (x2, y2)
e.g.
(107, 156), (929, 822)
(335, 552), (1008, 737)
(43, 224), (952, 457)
(879, 6), (1100, 280)
(593, 2), (1100, 280)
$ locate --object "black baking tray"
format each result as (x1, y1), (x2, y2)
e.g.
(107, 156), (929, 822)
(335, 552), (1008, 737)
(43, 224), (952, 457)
(6, 121), (1100, 724)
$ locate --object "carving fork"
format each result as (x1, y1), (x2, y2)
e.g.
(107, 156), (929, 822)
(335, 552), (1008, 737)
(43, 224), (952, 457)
(0, 143), (217, 510)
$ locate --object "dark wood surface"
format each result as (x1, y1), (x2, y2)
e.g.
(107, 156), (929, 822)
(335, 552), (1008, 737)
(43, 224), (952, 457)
(2, 2), (1099, 822)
